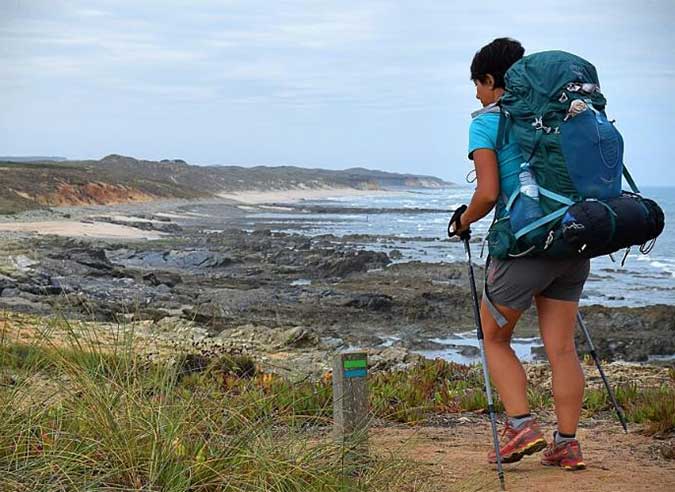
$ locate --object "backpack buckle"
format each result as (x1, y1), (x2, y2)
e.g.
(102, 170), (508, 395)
(544, 230), (555, 250)
(566, 82), (599, 94)
(532, 116), (545, 130)
(532, 116), (552, 133)
(582, 83), (599, 94)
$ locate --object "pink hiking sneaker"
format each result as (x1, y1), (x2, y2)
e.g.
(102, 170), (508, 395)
(487, 419), (547, 464)
(540, 438), (586, 470)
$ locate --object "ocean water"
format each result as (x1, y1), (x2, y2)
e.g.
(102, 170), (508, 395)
(242, 186), (674, 308)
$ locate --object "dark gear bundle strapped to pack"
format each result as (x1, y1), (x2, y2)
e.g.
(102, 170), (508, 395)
(485, 51), (664, 261)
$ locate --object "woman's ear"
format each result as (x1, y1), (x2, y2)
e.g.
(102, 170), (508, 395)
(485, 74), (495, 90)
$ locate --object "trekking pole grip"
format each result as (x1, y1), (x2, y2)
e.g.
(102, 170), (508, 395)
(448, 204), (470, 240)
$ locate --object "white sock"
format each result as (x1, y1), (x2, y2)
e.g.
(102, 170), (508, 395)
(508, 414), (533, 430)
(554, 431), (576, 445)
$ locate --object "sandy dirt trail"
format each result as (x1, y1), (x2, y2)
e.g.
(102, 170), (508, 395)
(373, 420), (675, 491)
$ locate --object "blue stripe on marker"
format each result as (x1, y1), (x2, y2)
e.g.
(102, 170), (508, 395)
(344, 368), (367, 378)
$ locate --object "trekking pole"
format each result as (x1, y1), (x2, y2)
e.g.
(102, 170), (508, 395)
(448, 206), (506, 491)
(576, 312), (628, 433)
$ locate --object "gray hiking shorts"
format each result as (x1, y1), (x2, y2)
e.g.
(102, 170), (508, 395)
(485, 256), (590, 312)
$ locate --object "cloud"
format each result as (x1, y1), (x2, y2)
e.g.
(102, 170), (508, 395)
(75, 8), (111, 18)
(1, 0), (673, 183)
(202, 9), (378, 50)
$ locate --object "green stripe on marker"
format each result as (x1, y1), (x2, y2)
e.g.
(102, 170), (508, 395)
(343, 359), (367, 369)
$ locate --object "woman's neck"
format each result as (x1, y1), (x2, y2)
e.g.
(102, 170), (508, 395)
(490, 88), (505, 104)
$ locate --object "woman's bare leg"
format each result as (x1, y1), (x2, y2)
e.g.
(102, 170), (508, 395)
(480, 300), (528, 416)
(535, 296), (585, 435)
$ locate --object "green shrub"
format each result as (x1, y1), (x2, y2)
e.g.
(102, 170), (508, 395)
(370, 359), (497, 422)
(621, 385), (675, 434)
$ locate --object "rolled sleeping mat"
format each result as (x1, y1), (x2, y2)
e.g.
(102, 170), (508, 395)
(560, 193), (665, 258)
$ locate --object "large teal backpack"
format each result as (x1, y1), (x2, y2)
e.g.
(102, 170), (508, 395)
(487, 50), (640, 259)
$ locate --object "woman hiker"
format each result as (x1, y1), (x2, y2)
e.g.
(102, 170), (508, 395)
(451, 37), (587, 470)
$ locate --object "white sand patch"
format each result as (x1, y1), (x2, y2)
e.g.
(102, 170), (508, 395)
(257, 205), (295, 211)
(150, 211), (210, 219)
(0, 221), (164, 240)
(217, 188), (393, 205)
(11, 255), (37, 271)
(182, 211), (211, 217)
(154, 212), (192, 219)
(94, 215), (162, 224)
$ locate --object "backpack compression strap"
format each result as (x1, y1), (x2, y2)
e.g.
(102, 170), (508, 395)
(501, 185), (574, 241)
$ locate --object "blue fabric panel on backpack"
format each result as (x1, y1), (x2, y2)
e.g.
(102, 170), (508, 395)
(559, 109), (623, 200)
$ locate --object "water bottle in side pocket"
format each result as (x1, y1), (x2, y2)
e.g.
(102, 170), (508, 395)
(510, 164), (544, 236)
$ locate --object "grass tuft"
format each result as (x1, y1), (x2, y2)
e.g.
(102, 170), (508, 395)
(0, 320), (419, 491)
(2, 315), (674, 490)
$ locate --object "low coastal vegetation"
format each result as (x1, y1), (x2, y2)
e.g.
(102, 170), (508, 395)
(1, 315), (673, 491)
(0, 322), (412, 491)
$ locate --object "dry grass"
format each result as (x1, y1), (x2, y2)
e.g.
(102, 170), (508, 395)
(0, 320), (420, 491)
(1, 314), (673, 491)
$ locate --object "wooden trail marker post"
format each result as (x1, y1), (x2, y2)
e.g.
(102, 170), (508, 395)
(332, 351), (369, 471)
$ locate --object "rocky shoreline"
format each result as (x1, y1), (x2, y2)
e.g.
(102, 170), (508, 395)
(0, 197), (673, 369)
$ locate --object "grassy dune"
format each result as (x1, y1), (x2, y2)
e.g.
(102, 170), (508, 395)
(0, 156), (450, 215)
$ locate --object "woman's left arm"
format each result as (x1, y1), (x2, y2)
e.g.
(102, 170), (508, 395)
(456, 148), (500, 232)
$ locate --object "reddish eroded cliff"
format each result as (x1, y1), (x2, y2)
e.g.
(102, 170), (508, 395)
(34, 181), (157, 207)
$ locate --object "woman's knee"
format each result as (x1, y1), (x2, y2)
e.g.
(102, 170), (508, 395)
(481, 319), (513, 347)
(483, 330), (512, 346)
(545, 341), (579, 362)
(479, 301), (521, 345)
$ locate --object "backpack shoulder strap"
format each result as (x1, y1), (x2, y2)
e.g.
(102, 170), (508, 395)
(622, 164), (640, 193)
(496, 110), (509, 151)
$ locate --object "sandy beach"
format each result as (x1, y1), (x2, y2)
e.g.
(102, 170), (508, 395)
(0, 187), (400, 239)
(0, 220), (164, 240)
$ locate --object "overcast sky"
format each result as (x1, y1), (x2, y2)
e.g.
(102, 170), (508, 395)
(2, 0), (674, 185)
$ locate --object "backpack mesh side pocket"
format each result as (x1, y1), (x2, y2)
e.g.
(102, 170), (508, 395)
(487, 217), (516, 259)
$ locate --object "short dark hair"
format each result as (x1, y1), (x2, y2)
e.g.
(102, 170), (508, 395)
(470, 38), (525, 89)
